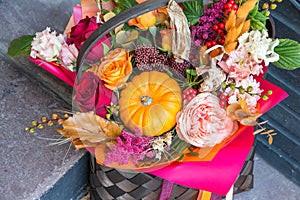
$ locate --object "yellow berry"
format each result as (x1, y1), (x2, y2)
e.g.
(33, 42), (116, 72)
(64, 113), (69, 118)
(37, 124), (44, 129)
(41, 116), (47, 123)
(262, 3), (269, 9)
(29, 128), (35, 133)
(31, 120), (38, 126)
(277, 0), (282, 2)
(270, 3), (277, 9)
(47, 120), (54, 127)
(52, 113), (58, 120)
(25, 127), (29, 131)
(57, 119), (64, 125)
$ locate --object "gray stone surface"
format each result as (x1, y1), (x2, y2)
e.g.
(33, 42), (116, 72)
(0, 1), (86, 199)
(235, 155), (300, 200)
(0, 58), (86, 200)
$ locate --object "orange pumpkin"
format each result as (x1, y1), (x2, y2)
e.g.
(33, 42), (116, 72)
(119, 71), (182, 136)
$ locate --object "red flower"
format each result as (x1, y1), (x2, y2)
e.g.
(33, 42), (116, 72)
(67, 16), (111, 61)
(74, 72), (112, 118)
(67, 16), (99, 49)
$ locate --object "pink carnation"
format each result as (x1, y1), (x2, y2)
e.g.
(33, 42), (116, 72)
(176, 92), (237, 148)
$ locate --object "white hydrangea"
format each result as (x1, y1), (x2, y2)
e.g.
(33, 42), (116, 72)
(238, 30), (279, 65)
(30, 27), (63, 62)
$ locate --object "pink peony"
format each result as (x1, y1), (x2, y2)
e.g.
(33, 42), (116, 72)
(58, 43), (78, 71)
(176, 92), (237, 148)
(74, 72), (112, 118)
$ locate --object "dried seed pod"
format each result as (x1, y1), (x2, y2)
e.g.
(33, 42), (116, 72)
(236, 0), (258, 19)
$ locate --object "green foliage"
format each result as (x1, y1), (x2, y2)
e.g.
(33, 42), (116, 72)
(7, 35), (34, 57)
(113, 0), (138, 14)
(180, 0), (203, 25)
(248, 3), (268, 30)
(273, 39), (300, 70)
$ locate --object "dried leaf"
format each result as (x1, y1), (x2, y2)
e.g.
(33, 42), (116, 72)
(167, 0), (191, 61)
(253, 128), (266, 135)
(57, 111), (122, 149)
(225, 11), (236, 31)
(209, 47), (222, 58)
(261, 129), (275, 135)
(235, 21), (245, 37)
(235, 109), (250, 121)
(225, 28), (238, 44)
(268, 136), (273, 145)
(224, 42), (237, 53)
(240, 117), (258, 126)
(237, 0), (258, 19)
(240, 19), (251, 36)
(226, 103), (241, 120)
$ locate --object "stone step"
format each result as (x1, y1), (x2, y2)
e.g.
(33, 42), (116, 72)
(257, 0), (300, 187)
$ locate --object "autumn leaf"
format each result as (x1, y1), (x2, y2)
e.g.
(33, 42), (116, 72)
(57, 111), (122, 149)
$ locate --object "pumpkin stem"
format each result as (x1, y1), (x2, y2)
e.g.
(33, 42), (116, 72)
(140, 96), (152, 106)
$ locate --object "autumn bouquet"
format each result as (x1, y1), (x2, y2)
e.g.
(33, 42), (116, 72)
(7, 0), (300, 197)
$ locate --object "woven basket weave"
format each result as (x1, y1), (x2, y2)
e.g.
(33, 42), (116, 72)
(89, 145), (255, 200)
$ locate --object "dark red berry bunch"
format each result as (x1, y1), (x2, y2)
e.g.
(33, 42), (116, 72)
(205, 0), (239, 49)
(182, 88), (198, 102)
(224, 0), (239, 15)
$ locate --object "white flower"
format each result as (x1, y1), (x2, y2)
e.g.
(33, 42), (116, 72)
(226, 76), (263, 112)
(238, 30), (279, 65)
(30, 27), (63, 62)
(199, 64), (226, 92)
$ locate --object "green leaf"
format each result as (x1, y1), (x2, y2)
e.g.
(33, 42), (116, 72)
(250, 18), (266, 30)
(273, 39), (300, 70)
(137, 36), (152, 45)
(248, 3), (258, 18)
(102, 43), (110, 55)
(148, 26), (157, 38)
(186, 69), (197, 76)
(180, 0), (203, 25)
(7, 35), (34, 57)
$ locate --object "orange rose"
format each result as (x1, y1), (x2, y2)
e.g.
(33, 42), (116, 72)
(88, 48), (132, 90)
(128, 11), (157, 30)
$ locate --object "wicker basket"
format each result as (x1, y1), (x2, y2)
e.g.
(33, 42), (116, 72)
(89, 145), (255, 200)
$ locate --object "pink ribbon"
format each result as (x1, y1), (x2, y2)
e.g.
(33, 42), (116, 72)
(28, 58), (76, 87)
(73, 5), (83, 25)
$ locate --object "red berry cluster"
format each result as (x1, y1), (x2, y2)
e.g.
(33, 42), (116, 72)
(182, 88), (198, 102)
(224, 0), (239, 15)
(218, 92), (229, 109)
(205, 0), (239, 49)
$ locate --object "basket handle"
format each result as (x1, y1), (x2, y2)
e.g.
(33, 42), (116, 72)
(76, 0), (192, 71)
